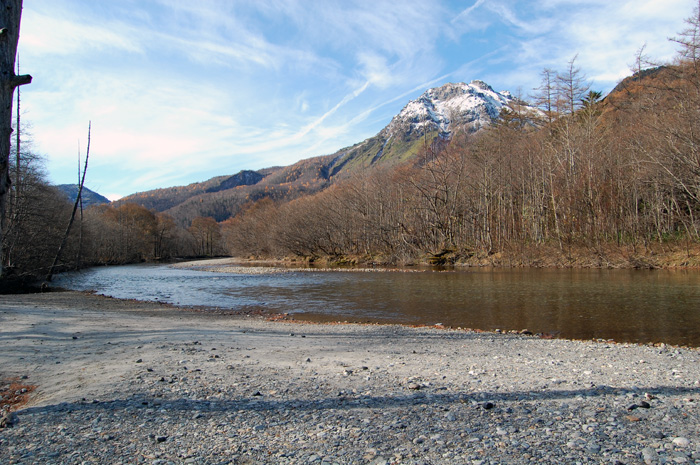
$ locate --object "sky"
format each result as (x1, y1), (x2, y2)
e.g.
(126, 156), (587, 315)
(17, 0), (698, 200)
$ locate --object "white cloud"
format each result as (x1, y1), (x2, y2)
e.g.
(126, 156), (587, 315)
(357, 53), (394, 89)
(456, 0), (697, 92)
(453, 0), (487, 24)
(21, 9), (143, 56)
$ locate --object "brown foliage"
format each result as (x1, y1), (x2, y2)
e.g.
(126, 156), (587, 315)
(0, 376), (36, 416)
(222, 43), (700, 266)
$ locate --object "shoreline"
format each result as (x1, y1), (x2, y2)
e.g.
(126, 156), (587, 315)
(172, 254), (700, 271)
(1, 291), (699, 464)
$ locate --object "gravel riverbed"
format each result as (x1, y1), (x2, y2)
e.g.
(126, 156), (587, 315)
(1, 291), (699, 464)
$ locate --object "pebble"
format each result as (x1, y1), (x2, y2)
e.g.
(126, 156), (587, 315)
(2, 297), (700, 465)
(672, 437), (691, 447)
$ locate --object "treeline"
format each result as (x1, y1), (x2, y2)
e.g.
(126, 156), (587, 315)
(82, 204), (225, 263)
(222, 38), (700, 266)
(1, 150), (77, 281)
(1, 150), (227, 282)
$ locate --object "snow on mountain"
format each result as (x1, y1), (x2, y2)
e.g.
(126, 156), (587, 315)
(325, 80), (532, 176)
(386, 80), (518, 136)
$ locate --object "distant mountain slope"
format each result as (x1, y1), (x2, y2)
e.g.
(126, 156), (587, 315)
(161, 156), (334, 226)
(116, 80), (530, 225)
(56, 184), (110, 206)
(119, 169), (274, 212)
(325, 81), (523, 176)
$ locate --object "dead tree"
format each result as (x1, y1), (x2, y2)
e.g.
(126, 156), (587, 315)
(46, 122), (90, 281)
(0, 0), (31, 279)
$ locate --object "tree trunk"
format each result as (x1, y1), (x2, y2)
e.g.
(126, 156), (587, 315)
(46, 122), (90, 282)
(0, 0), (31, 279)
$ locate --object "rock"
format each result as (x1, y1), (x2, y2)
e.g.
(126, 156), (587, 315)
(585, 443), (600, 454)
(642, 447), (659, 464)
(483, 402), (494, 410)
(672, 437), (690, 447)
(0, 411), (15, 428)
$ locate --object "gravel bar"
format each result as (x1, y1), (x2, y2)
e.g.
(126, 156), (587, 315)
(1, 291), (699, 464)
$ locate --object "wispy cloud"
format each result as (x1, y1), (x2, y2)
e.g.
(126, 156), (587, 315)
(21, 9), (143, 56)
(453, 0), (487, 24)
(484, 2), (552, 35)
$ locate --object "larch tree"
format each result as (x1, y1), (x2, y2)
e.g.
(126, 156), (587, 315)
(1, 0), (31, 279)
(556, 55), (590, 115)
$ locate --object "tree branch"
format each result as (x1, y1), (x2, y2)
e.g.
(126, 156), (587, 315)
(9, 74), (31, 87)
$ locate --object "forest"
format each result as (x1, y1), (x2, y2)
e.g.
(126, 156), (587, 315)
(221, 24), (700, 268)
(2, 8), (700, 286)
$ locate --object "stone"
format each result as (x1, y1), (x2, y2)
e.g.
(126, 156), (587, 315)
(672, 437), (690, 448)
(642, 447), (659, 464)
(0, 411), (15, 428)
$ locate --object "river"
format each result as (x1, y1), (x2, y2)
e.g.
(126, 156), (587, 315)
(51, 263), (700, 347)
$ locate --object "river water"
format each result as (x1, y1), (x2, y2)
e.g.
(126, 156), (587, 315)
(52, 263), (700, 347)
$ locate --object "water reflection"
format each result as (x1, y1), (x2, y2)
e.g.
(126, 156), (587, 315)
(52, 265), (700, 347)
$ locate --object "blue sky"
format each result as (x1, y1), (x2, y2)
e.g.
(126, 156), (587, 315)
(18, 0), (696, 200)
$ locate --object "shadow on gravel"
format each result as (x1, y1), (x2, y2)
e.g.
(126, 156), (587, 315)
(15, 384), (700, 419)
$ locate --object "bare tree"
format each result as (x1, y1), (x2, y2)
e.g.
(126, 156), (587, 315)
(0, 0), (31, 278)
(557, 55), (590, 115)
(533, 68), (558, 126)
(46, 123), (90, 281)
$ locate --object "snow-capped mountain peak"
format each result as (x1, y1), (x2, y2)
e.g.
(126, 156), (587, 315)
(387, 80), (518, 136)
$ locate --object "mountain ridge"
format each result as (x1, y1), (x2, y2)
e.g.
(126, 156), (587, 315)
(117, 80), (532, 225)
(56, 184), (110, 207)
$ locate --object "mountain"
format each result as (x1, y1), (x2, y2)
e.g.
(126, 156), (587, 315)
(119, 169), (273, 213)
(117, 80), (528, 225)
(388, 80), (515, 135)
(56, 184), (110, 206)
(324, 80), (521, 176)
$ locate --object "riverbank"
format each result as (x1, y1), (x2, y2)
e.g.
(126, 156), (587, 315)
(215, 240), (700, 269)
(1, 291), (699, 464)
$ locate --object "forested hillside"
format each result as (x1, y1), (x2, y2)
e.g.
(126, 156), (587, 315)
(116, 81), (526, 227)
(56, 184), (110, 207)
(222, 55), (700, 266)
